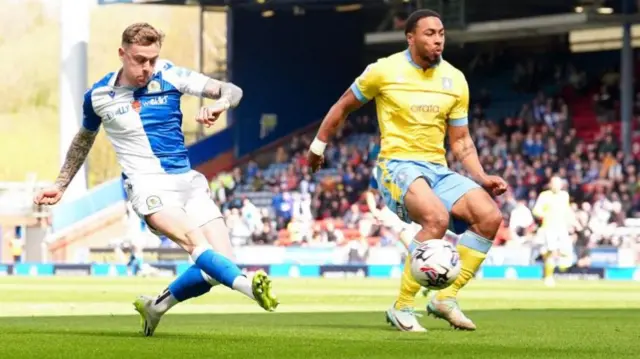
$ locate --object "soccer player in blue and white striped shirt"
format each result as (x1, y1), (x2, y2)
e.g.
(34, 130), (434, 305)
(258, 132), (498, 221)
(34, 23), (278, 336)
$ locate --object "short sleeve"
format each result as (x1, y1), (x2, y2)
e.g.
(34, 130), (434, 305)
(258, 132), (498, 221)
(448, 76), (469, 127)
(350, 61), (384, 104)
(162, 64), (209, 97)
(82, 89), (101, 132)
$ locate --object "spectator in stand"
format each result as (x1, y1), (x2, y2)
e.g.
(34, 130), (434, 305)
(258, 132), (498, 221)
(241, 198), (262, 235)
(346, 235), (369, 265)
(245, 160), (258, 179)
(324, 220), (344, 245)
(593, 84), (615, 123)
(508, 198), (536, 246)
(343, 203), (362, 230)
(226, 208), (252, 247)
(567, 64), (587, 94)
(252, 220), (277, 245)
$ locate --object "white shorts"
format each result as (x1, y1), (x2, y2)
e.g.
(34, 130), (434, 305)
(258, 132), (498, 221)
(124, 170), (222, 231)
(540, 227), (573, 256)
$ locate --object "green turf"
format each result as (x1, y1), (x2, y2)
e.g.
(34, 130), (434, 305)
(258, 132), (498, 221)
(0, 277), (638, 358)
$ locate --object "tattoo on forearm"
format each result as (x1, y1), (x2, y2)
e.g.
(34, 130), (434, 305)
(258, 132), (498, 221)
(202, 79), (221, 99)
(454, 140), (477, 162)
(55, 128), (97, 190)
(203, 79), (243, 108)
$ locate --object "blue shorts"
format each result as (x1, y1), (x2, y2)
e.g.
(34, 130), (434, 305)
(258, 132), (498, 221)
(374, 159), (479, 234)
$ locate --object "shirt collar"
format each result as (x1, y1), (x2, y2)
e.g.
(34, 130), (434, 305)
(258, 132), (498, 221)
(404, 49), (441, 69)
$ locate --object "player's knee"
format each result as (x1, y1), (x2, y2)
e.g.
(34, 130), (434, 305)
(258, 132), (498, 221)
(145, 209), (209, 254)
(416, 209), (449, 236)
(477, 207), (502, 238)
(184, 227), (209, 253)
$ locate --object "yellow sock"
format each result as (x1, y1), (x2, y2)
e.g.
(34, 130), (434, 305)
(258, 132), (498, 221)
(543, 254), (555, 278)
(394, 247), (422, 309)
(436, 231), (492, 300)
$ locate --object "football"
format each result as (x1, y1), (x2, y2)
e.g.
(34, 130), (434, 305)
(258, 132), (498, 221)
(410, 239), (461, 290)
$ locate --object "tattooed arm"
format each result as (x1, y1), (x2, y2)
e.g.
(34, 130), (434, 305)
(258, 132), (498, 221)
(168, 65), (243, 109)
(201, 79), (243, 109)
(54, 128), (98, 191)
(447, 125), (487, 183)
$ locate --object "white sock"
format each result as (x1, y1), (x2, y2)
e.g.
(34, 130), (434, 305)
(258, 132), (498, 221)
(190, 244), (213, 262)
(232, 275), (255, 300)
(152, 288), (179, 315)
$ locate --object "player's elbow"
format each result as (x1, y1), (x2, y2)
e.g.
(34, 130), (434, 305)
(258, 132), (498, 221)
(226, 83), (243, 107)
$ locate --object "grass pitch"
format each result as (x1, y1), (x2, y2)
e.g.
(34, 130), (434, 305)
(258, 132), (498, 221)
(0, 277), (638, 359)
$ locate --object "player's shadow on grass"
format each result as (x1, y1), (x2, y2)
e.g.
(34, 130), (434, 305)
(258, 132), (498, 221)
(8, 328), (215, 340)
(301, 322), (461, 332)
(3, 308), (639, 339)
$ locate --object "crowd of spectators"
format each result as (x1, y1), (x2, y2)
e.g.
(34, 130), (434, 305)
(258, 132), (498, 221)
(202, 58), (640, 267)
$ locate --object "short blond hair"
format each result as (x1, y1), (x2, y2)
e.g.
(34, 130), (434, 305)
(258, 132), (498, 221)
(121, 23), (164, 47)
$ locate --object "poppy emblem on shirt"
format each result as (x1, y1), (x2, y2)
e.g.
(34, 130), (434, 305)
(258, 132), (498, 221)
(147, 80), (161, 94)
(442, 77), (453, 90)
(131, 100), (141, 113)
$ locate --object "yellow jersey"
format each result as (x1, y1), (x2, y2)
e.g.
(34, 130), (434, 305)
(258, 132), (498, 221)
(533, 190), (571, 229)
(351, 50), (469, 166)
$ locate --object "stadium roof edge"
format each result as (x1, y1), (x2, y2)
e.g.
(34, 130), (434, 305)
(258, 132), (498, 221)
(97, 0), (385, 7)
(365, 12), (640, 45)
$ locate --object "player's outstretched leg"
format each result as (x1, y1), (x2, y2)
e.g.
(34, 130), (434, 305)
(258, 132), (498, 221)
(199, 217), (279, 312)
(136, 210), (278, 333)
(428, 189), (501, 331)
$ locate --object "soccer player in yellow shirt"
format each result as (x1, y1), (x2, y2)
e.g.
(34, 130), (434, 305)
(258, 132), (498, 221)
(533, 176), (574, 287)
(308, 9), (507, 332)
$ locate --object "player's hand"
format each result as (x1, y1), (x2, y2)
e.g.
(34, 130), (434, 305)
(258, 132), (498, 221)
(307, 150), (325, 173)
(480, 175), (508, 197)
(33, 186), (64, 206)
(196, 100), (229, 128)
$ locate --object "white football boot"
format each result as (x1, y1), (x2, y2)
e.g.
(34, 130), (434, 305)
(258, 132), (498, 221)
(385, 303), (427, 332)
(133, 295), (163, 337)
(427, 297), (476, 331)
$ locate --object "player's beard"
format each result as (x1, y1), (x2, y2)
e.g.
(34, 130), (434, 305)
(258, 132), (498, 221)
(419, 52), (440, 66)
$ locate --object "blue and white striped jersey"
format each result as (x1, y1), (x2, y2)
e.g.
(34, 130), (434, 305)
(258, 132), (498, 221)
(82, 60), (209, 177)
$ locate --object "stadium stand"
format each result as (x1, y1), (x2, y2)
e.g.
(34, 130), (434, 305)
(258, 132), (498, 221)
(205, 51), (640, 267)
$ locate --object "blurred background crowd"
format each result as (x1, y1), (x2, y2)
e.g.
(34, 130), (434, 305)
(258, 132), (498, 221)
(200, 52), (640, 267)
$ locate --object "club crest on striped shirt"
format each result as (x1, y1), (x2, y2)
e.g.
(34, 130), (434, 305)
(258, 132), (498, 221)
(147, 80), (162, 94)
(146, 195), (162, 210)
(442, 77), (453, 90)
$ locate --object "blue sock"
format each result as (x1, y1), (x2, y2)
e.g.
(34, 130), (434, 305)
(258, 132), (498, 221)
(168, 265), (213, 302)
(194, 248), (243, 288)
